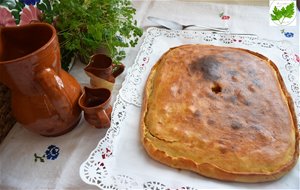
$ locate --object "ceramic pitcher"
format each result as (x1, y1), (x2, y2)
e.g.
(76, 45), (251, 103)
(78, 87), (112, 128)
(0, 23), (82, 136)
(84, 54), (124, 90)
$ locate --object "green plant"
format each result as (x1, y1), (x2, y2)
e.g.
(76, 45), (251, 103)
(271, 2), (295, 25)
(43, 0), (142, 69)
(1, 0), (142, 70)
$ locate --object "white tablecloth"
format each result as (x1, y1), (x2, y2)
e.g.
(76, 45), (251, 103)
(0, 1), (299, 189)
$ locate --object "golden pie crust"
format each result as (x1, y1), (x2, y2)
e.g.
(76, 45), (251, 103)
(140, 44), (299, 183)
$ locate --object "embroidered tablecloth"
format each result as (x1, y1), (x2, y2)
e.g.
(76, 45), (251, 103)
(0, 1), (299, 189)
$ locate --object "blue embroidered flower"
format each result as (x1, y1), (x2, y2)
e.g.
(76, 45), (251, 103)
(284, 32), (294, 38)
(20, 0), (40, 5)
(45, 145), (60, 160)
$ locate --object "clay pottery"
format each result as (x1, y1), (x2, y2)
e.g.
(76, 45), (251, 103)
(0, 23), (82, 136)
(78, 87), (112, 128)
(84, 54), (124, 90)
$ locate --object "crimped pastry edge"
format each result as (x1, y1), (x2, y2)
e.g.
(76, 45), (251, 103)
(140, 44), (299, 183)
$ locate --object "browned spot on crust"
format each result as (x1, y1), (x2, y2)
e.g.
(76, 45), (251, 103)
(189, 55), (221, 81)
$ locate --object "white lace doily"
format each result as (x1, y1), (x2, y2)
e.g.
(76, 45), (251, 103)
(79, 28), (300, 189)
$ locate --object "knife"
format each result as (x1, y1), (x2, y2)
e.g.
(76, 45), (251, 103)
(147, 16), (229, 32)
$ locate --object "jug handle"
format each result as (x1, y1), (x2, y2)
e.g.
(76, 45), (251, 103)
(35, 68), (72, 121)
(112, 63), (125, 78)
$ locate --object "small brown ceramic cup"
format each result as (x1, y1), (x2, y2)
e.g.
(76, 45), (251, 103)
(78, 87), (112, 128)
(84, 54), (125, 90)
(84, 53), (124, 83)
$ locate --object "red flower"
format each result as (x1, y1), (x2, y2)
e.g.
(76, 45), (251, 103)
(221, 15), (230, 20)
(219, 12), (230, 20)
(295, 54), (300, 63)
(19, 5), (42, 25)
(0, 7), (16, 27)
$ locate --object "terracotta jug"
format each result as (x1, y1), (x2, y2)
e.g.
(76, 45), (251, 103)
(84, 54), (124, 90)
(78, 87), (112, 128)
(0, 23), (82, 136)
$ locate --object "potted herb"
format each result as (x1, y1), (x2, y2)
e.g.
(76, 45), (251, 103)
(0, 0), (143, 70)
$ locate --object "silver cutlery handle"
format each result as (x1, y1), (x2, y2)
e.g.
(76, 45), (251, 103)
(183, 25), (229, 32)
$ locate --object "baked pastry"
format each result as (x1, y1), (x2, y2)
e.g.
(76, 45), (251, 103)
(140, 44), (299, 183)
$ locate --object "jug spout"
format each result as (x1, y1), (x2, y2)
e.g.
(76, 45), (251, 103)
(0, 23), (56, 63)
(84, 65), (98, 74)
(0, 23), (60, 93)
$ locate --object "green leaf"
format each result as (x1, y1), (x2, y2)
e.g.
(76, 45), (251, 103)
(37, 3), (47, 12)
(271, 6), (282, 21)
(282, 2), (295, 18)
(43, 0), (52, 10)
(0, 0), (15, 9)
(15, 1), (25, 10)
